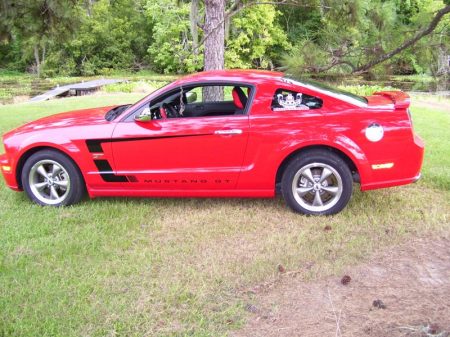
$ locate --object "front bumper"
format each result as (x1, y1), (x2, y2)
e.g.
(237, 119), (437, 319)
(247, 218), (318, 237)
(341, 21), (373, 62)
(0, 153), (20, 191)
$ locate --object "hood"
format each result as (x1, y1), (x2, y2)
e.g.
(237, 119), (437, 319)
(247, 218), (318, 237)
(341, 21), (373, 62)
(4, 105), (117, 137)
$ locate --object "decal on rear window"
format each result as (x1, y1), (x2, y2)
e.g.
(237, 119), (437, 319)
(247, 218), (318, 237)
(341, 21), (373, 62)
(271, 89), (323, 111)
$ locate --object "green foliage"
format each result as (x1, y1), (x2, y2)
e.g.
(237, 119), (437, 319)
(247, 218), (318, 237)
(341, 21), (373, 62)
(281, 0), (450, 76)
(145, 2), (291, 73)
(59, 0), (153, 76)
(146, 0), (202, 73)
(225, 5), (291, 69)
(0, 0), (153, 76)
(0, 0), (449, 76)
(281, 40), (330, 74)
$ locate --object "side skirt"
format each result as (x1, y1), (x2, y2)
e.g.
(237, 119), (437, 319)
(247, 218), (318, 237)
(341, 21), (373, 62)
(86, 188), (275, 198)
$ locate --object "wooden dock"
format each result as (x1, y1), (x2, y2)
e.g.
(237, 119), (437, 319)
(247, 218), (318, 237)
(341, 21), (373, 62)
(30, 79), (125, 102)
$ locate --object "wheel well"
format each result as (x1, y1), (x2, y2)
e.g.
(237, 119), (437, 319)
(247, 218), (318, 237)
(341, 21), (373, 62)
(15, 146), (85, 189)
(275, 145), (359, 186)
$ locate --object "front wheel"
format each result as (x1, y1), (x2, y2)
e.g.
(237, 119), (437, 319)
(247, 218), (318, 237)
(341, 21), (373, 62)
(281, 150), (353, 215)
(21, 150), (85, 206)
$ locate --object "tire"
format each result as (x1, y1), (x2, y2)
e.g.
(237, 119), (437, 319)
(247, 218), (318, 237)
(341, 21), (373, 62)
(21, 150), (85, 206)
(281, 150), (353, 215)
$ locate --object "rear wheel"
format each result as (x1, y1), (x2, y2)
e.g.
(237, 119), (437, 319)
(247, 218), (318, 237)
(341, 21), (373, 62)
(21, 150), (85, 206)
(281, 150), (353, 215)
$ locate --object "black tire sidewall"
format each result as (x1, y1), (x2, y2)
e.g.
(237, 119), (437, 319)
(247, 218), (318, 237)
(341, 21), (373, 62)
(21, 150), (85, 206)
(281, 150), (353, 215)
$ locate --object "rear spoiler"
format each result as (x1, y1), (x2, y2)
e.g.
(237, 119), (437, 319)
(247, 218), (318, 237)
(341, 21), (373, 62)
(373, 91), (410, 109)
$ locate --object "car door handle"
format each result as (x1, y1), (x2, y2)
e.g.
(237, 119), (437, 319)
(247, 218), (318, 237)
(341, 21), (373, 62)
(214, 129), (243, 135)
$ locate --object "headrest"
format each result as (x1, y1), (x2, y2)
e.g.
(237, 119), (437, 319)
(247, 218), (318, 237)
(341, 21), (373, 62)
(232, 87), (247, 109)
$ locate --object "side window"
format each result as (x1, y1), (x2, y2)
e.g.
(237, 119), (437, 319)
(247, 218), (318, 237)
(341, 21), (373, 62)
(135, 84), (252, 121)
(271, 89), (323, 111)
(170, 84), (251, 118)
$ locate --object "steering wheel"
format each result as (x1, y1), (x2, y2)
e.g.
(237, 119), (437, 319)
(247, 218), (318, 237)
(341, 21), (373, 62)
(162, 103), (180, 118)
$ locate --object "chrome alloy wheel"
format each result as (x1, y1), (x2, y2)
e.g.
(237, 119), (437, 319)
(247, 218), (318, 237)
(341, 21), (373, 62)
(291, 163), (343, 213)
(28, 160), (71, 205)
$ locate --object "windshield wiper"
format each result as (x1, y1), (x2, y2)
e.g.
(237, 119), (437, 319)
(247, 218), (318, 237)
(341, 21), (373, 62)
(105, 104), (132, 121)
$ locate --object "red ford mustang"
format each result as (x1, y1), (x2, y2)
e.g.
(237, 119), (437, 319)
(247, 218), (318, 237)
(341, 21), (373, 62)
(0, 70), (424, 215)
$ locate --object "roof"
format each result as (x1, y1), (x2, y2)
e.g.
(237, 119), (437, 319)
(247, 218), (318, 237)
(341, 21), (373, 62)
(174, 69), (284, 85)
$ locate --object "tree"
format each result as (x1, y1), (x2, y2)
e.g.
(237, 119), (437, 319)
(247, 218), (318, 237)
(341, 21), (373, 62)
(203, 0), (226, 71)
(0, 0), (83, 76)
(282, 0), (450, 75)
(353, 4), (450, 73)
(225, 4), (291, 69)
(202, 0), (225, 100)
(69, 0), (152, 75)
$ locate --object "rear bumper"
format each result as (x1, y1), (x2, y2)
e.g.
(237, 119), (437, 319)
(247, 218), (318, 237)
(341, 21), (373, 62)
(0, 153), (20, 191)
(361, 133), (424, 191)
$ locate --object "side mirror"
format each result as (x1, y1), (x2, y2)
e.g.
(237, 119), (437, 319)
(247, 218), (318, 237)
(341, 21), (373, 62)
(135, 114), (152, 122)
(134, 107), (152, 122)
(186, 91), (197, 104)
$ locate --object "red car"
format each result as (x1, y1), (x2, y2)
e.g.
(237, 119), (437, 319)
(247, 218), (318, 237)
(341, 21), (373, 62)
(0, 70), (424, 215)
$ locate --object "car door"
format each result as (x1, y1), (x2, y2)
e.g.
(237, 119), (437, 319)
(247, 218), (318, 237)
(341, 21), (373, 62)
(110, 85), (250, 191)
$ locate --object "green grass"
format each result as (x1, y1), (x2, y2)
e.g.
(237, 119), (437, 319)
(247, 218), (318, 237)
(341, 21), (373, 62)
(411, 99), (450, 191)
(0, 95), (449, 337)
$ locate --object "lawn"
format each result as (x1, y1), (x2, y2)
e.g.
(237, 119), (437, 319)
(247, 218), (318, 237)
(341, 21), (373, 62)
(0, 94), (449, 337)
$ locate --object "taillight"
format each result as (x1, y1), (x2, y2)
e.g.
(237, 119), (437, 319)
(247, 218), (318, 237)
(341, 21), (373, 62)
(407, 108), (414, 129)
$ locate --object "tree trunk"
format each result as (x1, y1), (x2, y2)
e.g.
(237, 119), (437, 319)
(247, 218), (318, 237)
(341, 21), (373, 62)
(204, 0), (225, 71)
(42, 44), (46, 66)
(190, 0), (200, 55)
(34, 45), (41, 77)
(86, 0), (93, 17)
(203, 0), (225, 101)
(353, 5), (450, 74)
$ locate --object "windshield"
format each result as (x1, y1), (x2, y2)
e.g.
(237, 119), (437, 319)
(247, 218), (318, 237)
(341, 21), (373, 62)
(284, 75), (368, 105)
(104, 104), (132, 121)
(127, 81), (174, 111)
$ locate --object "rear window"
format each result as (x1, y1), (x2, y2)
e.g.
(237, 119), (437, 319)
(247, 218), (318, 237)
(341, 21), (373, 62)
(284, 75), (368, 105)
(272, 88), (323, 111)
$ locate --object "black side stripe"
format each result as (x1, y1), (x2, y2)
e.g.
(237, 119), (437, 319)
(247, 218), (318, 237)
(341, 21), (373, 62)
(93, 160), (129, 183)
(86, 134), (210, 153)
(87, 134), (210, 183)
(86, 139), (104, 153)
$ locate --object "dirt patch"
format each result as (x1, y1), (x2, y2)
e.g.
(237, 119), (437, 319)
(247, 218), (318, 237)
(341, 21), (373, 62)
(233, 236), (450, 337)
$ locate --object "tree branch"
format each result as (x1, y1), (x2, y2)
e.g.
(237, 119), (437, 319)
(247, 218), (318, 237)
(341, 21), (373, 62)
(312, 60), (356, 73)
(352, 5), (450, 74)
